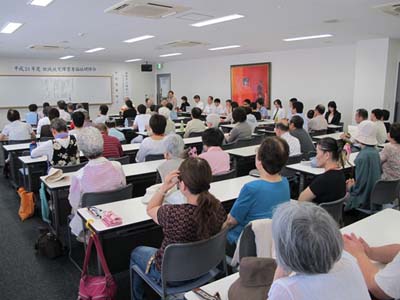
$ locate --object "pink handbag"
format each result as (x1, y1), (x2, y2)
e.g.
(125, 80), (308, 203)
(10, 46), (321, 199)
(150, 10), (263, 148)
(78, 234), (117, 300)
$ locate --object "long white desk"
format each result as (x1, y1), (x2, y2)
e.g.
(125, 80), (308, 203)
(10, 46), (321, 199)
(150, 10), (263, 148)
(221, 120), (275, 130)
(184, 209), (400, 300)
(225, 145), (258, 158)
(313, 132), (344, 141)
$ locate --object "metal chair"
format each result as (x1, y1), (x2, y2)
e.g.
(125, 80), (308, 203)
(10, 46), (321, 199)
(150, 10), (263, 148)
(238, 224), (257, 260)
(212, 168), (237, 182)
(281, 154), (304, 178)
(130, 229), (228, 300)
(357, 179), (400, 214)
(55, 161), (88, 173)
(234, 137), (254, 148)
(145, 154), (164, 162)
(40, 136), (53, 142)
(109, 155), (130, 165)
(188, 131), (204, 138)
(319, 196), (347, 226)
(310, 129), (327, 137)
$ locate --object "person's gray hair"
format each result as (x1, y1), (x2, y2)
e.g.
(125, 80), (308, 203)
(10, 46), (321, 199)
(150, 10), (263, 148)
(272, 202), (343, 274)
(76, 127), (104, 159)
(158, 107), (171, 120)
(50, 118), (67, 133)
(164, 134), (184, 158)
(206, 114), (220, 128)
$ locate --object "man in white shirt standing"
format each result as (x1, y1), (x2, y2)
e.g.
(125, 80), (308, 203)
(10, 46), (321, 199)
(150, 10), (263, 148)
(193, 95), (204, 111)
(0, 109), (35, 141)
(203, 96), (216, 115)
(275, 120), (301, 156)
(371, 108), (388, 145)
(308, 104), (328, 132)
(57, 100), (71, 122)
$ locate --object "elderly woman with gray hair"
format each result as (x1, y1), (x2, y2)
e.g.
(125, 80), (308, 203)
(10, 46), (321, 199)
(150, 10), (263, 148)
(68, 127), (126, 237)
(156, 134), (185, 182)
(268, 202), (371, 300)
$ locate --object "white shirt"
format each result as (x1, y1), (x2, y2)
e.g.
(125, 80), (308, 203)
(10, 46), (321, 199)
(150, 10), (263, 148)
(195, 101), (205, 111)
(31, 137), (72, 162)
(58, 109), (71, 122)
(135, 137), (166, 162)
(214, 106), (226, 115)
(203, 104), (215, 115)
(268, 252), (371, 300)
(94, 115), (108, 124)
(246, 114), (257, 133)
(308, 115), (328, 131)
(281, 132), (301, 156)
(375, 252), (400, 299)
(1, 120), (33, 141)
(134, 114), (151, 133)
(374, 120), (387, 145)
(37, 117), (50, 136)
(272, 108), (286, 121)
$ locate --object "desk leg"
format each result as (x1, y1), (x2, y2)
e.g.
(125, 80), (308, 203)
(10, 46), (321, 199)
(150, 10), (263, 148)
(299, 174), (305, 195)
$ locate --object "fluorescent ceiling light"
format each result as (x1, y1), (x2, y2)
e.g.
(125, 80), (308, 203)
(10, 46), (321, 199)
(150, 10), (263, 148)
(209, 45), (241, 51)
(125, 58), (142, 62)
(159, 53), (182, 57)
(191, 14), (244, 27)
(123, 35), (154, 43)
(85, 47), (105, 53)
(1, 22), (23, 34)
(59, 55), (74, 60)
(283, 34), (333, 42)
(28, 0), (54, 7)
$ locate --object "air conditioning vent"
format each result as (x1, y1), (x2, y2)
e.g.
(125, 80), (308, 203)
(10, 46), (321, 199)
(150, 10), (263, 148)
(28, 45), (67, 51)
(105, 0), (190, 19)
(159, 40), (205, 49)
(374, 2), (400, 17)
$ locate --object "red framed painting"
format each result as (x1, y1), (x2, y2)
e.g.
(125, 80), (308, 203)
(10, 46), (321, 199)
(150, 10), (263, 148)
(230, 62), (271, 108)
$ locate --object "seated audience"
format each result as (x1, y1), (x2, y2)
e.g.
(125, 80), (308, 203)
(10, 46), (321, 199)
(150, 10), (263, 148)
(256, 98), (268, 119)
(166, 102), (178, 120)
(289, 116), (315, 153)
(94, 104), (108, 124)
(346, 121), (381, 210)
(199, 128), (230, 175)
(213, 98), (225, 115)
(382, 109), (391, 132)
(193, 94), (204, 111)
(371, 108), (387, 145)
(157, 134), (185, 182)
(206, 113), (221, 128)
(308, 104), (328, 132)
(39, 108), (60, 139)
(68, 127), (126, 237)
(130, 157), (227, 300)
(243, 99), (252, 107)
(275, 120), (301, 156)
(269, 202), (371, 300)
(37, 106), (50, 137)
(184, 107), (206, 138)
(179, 96), (191, 112)
(67, 102), (74, 117)
(224, 99), (233, 122)
(123, 99), (137, 126)
(94, 123), (123, 158)
(227, 107), (253, 143)
(31, 118), (79, 166)
(57, 100), (71, 122)
(286, 98), (298, 120)
(203, 96), (215, 115)
(291, 101), (308, 130)
(341, 108), (368, 144)
(68, 111), (85, 137)
(245, 106), (258, 132)
(224, 136), (290, 251)
(158, 107), (175, 135)
(299, 137), (346, 204)
(343, 233), (400, 300)
(380, 123), (400, 180)
(25, 104), (39, 126)
(272, 99), (285, 121)
(145, 97), (154, 114)
(133, 104), (151, 132)
(105, 119), (126, 142)
(325, 101), (341, 125)
(306, 109), (315, 120)
(0, 109), (35, 141)
(135, 114), (167, 162)
(38, 102), (50, 119)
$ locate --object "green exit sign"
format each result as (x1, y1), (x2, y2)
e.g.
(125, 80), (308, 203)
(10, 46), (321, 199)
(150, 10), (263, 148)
(156, 63), (163, 70)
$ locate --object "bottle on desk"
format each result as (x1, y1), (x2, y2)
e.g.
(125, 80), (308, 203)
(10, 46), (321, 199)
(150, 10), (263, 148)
(180, 120), (184, 132)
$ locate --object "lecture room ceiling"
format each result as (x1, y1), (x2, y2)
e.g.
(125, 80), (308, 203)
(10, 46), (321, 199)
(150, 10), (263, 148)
(0, 0), (400, 63)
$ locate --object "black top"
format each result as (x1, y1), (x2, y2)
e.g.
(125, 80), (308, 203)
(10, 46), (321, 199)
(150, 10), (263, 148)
(324, 111), (341, 125)
(309, 169), (346, 204)
(180, 102), (191, 112)
(122, 108), (137, 123)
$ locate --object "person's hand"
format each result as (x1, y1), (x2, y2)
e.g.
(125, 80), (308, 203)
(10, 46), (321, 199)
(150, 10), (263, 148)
(358, 236), (372, 258)
(273, 265), (290, 281)
(160, 170), (180, 193)
(340, 133), (350, 139)
(343, 233), (366, 257)
(346, 178), (355, 191)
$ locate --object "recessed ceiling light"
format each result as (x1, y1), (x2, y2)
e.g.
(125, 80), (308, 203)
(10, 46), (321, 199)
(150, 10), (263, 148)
(85, 47), (105, 53)
(28, 0), (54, 7)
(209, 45), (241, 51)
(125, 58), (142, 62)
(191, 14), (244, 27)
(123, 35), (155, 43)
(283, 34), (333, 42)
(159, 53), (182, 57)
(59, 55), (74, 60)
(1, 22), (23, 34)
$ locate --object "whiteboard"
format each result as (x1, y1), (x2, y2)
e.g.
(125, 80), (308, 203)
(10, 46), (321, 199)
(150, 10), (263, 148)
(0, 75), (112, 107)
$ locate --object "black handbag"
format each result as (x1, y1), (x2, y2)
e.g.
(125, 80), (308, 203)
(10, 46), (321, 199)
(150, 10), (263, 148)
(34, 228), (63, 259)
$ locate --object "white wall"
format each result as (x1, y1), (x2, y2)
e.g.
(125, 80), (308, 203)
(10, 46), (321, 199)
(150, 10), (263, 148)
(384, 39), (400, 121)
(0, 58), (155, 128)
(158, 45), (356, 126)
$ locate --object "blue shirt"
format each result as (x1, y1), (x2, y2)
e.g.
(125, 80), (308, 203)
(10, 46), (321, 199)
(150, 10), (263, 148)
(258, 106), (269, 119)
(227, 178), (290, 244)
(25, 112), (38, 125)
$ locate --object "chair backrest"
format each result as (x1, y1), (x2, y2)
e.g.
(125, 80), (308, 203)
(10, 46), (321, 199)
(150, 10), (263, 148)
(109, 155), (130, 165)
(302, 151), (317, 161)
(369, 179), (400, 209)
(161, 228), (228, 286)
(310, 129), (327, 137)
(251, 111), (262, 121)
(319, 196), (347, 225)
(239, 224), (257, 260)
(221, 142), (237, 150)
(212, 168), (237, 182)
(188, 131), (204, 138)
(234, 137), (254, 148)
(281, 154), (304, 178)
(145, 154), (164, 162)
(81, 183), (133, 207)
(55, 161), (88, 173)
(8, 139), (33, 145)
(40, 136), (53, 142)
